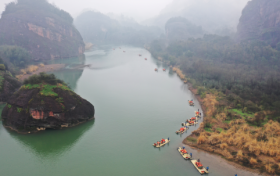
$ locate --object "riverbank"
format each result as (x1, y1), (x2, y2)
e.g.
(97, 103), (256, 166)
(171, 67), (269, 176)
(17, 64), (65, 81)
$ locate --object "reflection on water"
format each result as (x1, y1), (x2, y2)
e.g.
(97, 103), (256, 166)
(51, 69), (84, 91)
(8, 120), (95, 158)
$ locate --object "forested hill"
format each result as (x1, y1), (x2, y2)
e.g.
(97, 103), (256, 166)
(165, 17), (204, 42)
(0, 0), (85, 61)
(150, 35), (280, 116)
(74, 11), (161, 46)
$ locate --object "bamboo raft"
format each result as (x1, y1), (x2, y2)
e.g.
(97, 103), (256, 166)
(195, 111), (201, 117)
(190, 160), (209, 174)
(177, 147), (192, 160)
(152, 139), (170, 148)
(182, 122), (198, 126)
(189, 102), (194, 106)
(176, 127), (188, 134)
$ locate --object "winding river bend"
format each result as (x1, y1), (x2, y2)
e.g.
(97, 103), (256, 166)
(0, 46), (258, 176)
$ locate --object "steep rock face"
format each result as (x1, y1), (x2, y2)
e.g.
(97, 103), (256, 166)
(0, 0), (85, 61)
(2, 83), (94, 133)
(165, 17), (203, 41)
(237, 0), (280, 46)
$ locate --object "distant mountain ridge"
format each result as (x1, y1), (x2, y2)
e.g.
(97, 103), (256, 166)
(0, 0), (85, 61)
(74, 11), (161, 46)
(237, 0), (280, 46)
(144, 0), (248, 35)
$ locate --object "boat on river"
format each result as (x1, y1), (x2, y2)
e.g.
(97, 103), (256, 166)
(191, 159), (209, 174)
(177, 147), (192, 160)
(182, 121), (198, 126)
(163, 68), (166, 71)
(195, 111), (201, 117)
(189, 100), (194, 106)
(155, 68), (158, 71)
(153, 139), (170, 148)
(139, 54), (142, 56)
(145, 58), (147, 60)
(176, 127), (188, 134)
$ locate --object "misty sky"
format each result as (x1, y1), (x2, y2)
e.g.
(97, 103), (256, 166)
(0, 0), (174, 21)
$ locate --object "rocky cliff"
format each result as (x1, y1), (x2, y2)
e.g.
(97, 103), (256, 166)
(0, 0), (85, 61)
(237, 0), (280, 46)
(1, 73), (94, 133)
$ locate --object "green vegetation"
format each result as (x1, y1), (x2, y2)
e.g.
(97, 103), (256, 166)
(22, 73), (71, 97)
(230, 109), (254, 118)
(216, 128), (223, 133)
(150, 35), (280, 119)
(17, 107), (22, 113)
(7, 104), (11, 108)
(23, 73), (66, 85)
(186, 137), (197, 143)
(0, 64), (5, 70)
(0, 45), (31, 68)
(40, 84), (58, 96)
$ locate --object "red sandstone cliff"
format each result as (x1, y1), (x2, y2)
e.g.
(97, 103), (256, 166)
(0, 0), (85, 61)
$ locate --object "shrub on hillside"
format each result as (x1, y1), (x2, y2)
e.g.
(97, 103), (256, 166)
(23, 72), (65, 85)
(0, 64), (6, 70)
(0, 45), (30, 67)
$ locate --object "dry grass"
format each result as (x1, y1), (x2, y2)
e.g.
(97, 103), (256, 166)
(220, 143), (228, 150)
(197, 135), (207, 144)
(249, 158), (258, 165)
(172, 67), (186, 80)
(189, 88), (280, 175)
(237, 150), (243, 160)
(265, 164), (274, 174)
(25, 65), (38, 73)
(16, 75), (23, 79)
(39, 63), (45, 67)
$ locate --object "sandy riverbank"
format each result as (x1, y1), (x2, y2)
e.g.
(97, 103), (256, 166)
(18, 64), (65, 82)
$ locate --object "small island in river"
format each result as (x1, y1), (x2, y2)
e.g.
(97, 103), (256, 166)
(2, 73), (95, 134)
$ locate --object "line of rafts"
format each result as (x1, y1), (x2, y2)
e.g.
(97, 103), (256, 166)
(177, 147), (209, 174)
(153, 110), (208, 174)
(176, 110), (201, 134)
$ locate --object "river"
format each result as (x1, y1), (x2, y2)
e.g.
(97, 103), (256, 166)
(0, 46), (260, 176)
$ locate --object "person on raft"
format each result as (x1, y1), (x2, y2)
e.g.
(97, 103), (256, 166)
(161, 139), (165, 143)
(180, 148), (187, 154)
(180, 127), (185, 132)
(157, 141), (160, 146)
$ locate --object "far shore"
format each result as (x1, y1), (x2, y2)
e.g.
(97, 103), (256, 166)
(18, 64), (65, 82)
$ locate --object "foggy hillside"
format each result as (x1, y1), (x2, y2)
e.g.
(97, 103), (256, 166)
(144, 0), (249, 35)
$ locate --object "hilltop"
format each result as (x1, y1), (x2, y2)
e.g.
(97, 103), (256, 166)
(0, 0), (85, 61)
(2, 73), (94, 133)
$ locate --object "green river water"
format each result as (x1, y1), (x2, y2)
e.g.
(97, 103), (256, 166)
(0, 46), (259, 176)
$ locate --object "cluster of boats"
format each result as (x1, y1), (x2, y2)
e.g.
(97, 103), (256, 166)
(153, 110), (209, 174)
(177, 110), (209, 174)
